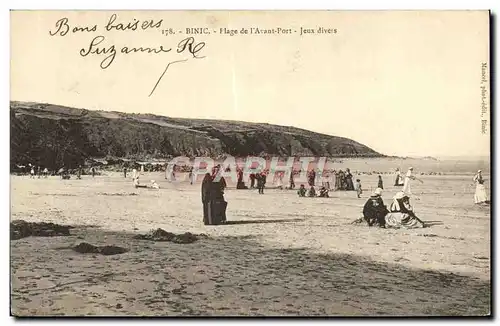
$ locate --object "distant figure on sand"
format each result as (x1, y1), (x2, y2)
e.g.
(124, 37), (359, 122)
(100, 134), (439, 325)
(394, 168), (404, 186)
(289, 172), (295, 189)
(308, 186), (316, 197)
(123, 167), (127, 178)
(91, 167), (96, 178)
(355, 179), (362, 198)
(473, 170), (488, 205)
(249, 173), (256, 188)
(402, 167), (415, 195)
(378, 175), (384, 189)
(77, 165), (82, 179)
(297, 184), (306, 197)
(257, 172), (266, 194)
(362, 188), (388, 227)
(30, 165), (35, 179)
(308, 170), (316, 187)
(318, 186), (329, 198)
(274, 172), (284, 190)
(189, 169), (195, 185)
(43, 167), (48, 178)
(345, 168), (354, 191)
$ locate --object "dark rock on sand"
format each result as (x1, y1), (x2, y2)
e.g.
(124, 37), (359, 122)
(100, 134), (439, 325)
(133, 228), (206, 244)
(11, 220), (71, 240)
(73, 242), (128, 256)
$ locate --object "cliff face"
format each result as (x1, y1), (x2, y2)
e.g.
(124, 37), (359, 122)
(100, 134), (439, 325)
(10, 101), (383, 169)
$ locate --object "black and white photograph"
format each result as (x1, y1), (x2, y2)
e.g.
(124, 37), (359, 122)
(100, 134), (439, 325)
(9, 10), (491, 317)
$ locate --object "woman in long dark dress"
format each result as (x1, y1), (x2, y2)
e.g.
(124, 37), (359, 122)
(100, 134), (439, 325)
(201, 173), (212, 225)
(337, 170), (345, 190)
(345, 168), (354, 191)
(377, 175), (384, 189)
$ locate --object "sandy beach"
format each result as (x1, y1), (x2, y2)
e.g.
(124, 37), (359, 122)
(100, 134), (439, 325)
(10, 172), (491, 316)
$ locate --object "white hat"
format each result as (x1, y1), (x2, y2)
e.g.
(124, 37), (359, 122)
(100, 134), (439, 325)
(393, 192), (405, 200)
(409, 167), (414, 170)
(478, 170), (482, 173)
(373, 188), (383, 196)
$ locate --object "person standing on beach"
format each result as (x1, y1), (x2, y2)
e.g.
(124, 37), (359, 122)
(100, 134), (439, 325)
(91, 167), (96, 178)
(257, 172), (266, 194)
(355, 179), (363, 198)
(123, 166), (127, 178)
(345, 168), (355, 191)
(378, 175), (384, 189)
(77, 165), (82, 179)
(402, 167), (415, 195)
(201, 173), (212, 225)
(250, 173), (256, 188)
(289, 171), (295, 189)
(394, 168), (404, 186)
(473, 170), (488, 204)
(189, 169), (194, 185)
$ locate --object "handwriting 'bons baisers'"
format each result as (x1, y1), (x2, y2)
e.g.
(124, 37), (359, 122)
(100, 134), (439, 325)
(48, 15), (206, 69)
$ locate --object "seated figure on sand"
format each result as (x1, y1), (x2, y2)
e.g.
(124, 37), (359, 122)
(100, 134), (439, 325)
(318, 186), (329, 198)
(362, 188), (388, 227)
(297, 184), (306, 197)
(308, 186), (316, 197)
(385, 192), (425, 229)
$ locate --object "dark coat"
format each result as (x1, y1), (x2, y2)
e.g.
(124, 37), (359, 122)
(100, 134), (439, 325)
(363, 195), (388, 226)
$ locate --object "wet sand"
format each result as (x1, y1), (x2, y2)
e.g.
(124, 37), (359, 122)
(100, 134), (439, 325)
(10, 172), (491, 316)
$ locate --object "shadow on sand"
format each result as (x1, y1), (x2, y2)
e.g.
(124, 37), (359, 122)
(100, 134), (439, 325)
(11, 227), (490, 316)
(422, 220), (445, 227)
(224, 218), (304, 225)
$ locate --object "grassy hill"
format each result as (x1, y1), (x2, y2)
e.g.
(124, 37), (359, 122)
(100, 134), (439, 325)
(10, 101), (383, 170)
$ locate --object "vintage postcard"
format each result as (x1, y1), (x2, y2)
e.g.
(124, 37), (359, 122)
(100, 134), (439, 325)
(10, 10), (490, 316)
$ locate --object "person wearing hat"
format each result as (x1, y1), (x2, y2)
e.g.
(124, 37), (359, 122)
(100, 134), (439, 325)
(473, 169), (488, 204)
(386, 192), (425, 228)
(402, 167), (416, 195)
(394, 168), (404, 186)
(362, 187), (388, 227)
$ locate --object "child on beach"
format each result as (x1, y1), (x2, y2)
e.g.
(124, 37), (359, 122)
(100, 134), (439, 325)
(355, 179), (363, 198)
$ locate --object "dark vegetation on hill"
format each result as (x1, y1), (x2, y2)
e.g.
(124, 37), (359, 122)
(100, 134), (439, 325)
(10, 101), (383, 170)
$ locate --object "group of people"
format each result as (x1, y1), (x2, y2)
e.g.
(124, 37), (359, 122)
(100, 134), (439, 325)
(359, 187), (426, 229)
(297, 184), (330, 198)
(248, 171), (268, 193)
(28, 164), (49, 178)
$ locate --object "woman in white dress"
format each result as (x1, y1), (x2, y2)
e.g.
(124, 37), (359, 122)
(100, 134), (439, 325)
(402, 167), (415, 195)
(473, 170), (488, 204)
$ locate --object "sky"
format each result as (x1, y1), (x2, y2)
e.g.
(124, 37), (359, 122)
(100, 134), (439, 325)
(10, 10), (491, 157)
